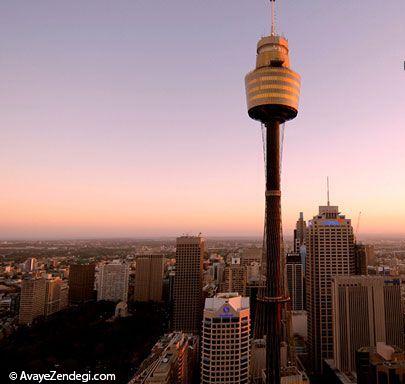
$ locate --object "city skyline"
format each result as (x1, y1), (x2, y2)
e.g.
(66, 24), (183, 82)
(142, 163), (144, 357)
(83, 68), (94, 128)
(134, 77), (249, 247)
(1, 0), (405, 239)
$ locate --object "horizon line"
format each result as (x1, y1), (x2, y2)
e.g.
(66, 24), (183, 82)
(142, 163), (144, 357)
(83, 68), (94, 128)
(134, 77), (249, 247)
(1, 233), (405, 242)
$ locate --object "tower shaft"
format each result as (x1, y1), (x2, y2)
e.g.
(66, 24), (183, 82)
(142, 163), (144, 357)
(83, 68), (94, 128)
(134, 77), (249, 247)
(263, 120), (283, 384)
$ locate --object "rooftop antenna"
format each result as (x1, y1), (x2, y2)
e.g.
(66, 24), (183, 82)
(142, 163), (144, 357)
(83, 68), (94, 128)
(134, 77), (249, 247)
(327, 177), (330, 206)
(270, 0), (276, 36)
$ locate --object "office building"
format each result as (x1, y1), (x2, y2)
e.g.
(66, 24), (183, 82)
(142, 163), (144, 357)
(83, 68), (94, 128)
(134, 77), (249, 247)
(129, 332), (199, 384)
(211, 261), (225, 286)
(294, 213), (306, 253)
(19, 276), (46, 325)
(68, 263), (96, 305)
(365, 245), (376, 266)
(240, 248), (262, 267)
(60, 280), (69, 309)
(162, 270), (175, 303)
(45, 276), (68, 316)
(333, 276), (404, 374)
(354, 243), (375, 274)
(221, 257), (247, 296)
(201, 293), (250, 384)
(97, 260), (129, 302)
(286, 252), (304, 311)
(134, 255), (164, 302)
(172, 235), (204, 333)
(247, 261), (261, 282)
(354, 243), (368, 275)
(306, 205), (356, 374)
(21, 257), (37, 273)
(294, 213), (307, 285)
(356, 343), (405, 384)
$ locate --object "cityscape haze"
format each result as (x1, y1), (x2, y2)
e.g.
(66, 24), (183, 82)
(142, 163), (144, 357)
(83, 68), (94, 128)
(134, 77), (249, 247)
(1, 0), (405, 239)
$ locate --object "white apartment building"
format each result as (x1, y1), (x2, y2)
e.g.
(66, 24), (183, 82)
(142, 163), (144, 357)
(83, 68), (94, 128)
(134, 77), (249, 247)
(97, 260), (129, 302)
(201, 293), (250, 384)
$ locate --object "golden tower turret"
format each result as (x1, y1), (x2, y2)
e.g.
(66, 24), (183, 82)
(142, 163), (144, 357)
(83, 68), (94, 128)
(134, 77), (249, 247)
(245, 34), (301, 123)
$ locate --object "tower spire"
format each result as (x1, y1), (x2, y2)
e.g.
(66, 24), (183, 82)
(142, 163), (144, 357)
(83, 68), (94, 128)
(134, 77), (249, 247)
(327, 176), (330, 206)
(270, 0), (276, 36)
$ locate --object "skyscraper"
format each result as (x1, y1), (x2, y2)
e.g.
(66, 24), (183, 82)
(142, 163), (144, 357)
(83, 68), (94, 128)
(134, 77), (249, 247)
(134, 255), (165, 302)
(332, 275), (404, 373)
(285, 252), (304, 311)
(201, 293), (250, 384)
(60, 280), (69, 309)
(244, 1), (301, 381)
(364, 245), (376, 265)
(306, 205), (356, 374)
(294, 213), (306, 253)
(294, 213), (307, 282)
(97, 260), (129, 302)
(45, 276), (68, 316)
(354, 243), (368, 275)
(172, 235), (204, 334)
(68, 263), (96, 305)
(19, 276), (46, 325)
(221, 257), (247, 296)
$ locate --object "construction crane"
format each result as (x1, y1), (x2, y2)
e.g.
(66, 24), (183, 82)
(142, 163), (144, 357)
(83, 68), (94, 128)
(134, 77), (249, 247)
(356, 211), (362, 242)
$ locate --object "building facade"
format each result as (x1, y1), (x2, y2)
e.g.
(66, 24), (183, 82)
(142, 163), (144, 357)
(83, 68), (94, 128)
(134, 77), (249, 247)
(22, 257), (37, 273)
(172, 235), (204, 333)
(201, 293), (250, 384)
(68, 263), (96, 305)
(45, 276), (68, 316)
(306, 205), (356, 374)
(286, 252), (304, 311)
(134, 255), (165, 302)
(129, 332), (199, 384)
(221, 257), (247, 296)
(356, 343), (405, 384)
(354, 244), (368, 275)
(333, 276), (404, 374)
(294, 212), (306, 253)
(19, 277), (46, 325)
(97, 261), (129, 302)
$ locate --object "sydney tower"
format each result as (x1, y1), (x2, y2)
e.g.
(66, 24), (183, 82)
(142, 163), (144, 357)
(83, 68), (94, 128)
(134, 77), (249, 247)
(244, 1), (301, 383)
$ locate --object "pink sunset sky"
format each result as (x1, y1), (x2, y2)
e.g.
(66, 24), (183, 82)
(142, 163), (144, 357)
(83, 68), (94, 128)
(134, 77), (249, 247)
(1, 0), (404, 239)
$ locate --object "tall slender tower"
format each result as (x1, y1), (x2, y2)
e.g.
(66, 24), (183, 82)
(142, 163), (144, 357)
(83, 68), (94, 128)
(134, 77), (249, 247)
(245, 1), (301, 383)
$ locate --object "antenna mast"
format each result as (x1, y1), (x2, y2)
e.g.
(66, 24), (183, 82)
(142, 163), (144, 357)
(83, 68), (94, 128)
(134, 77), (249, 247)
(270, 0), (276, 36)
(327, 177), (330, 206)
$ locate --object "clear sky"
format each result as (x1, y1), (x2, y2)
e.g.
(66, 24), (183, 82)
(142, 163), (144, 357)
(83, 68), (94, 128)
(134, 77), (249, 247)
(1, 1), (404, 239)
